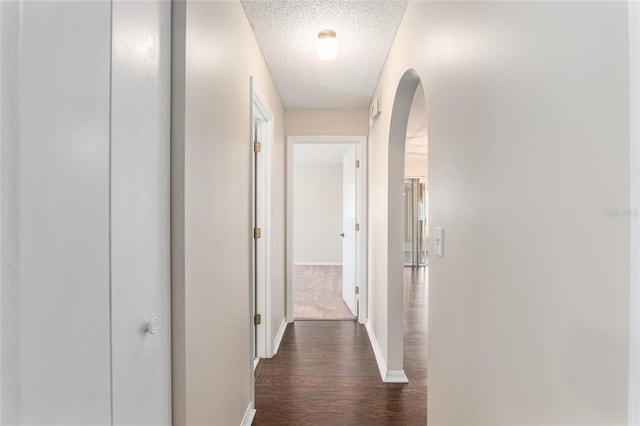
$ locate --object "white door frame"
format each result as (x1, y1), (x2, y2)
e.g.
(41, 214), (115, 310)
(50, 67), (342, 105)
(628, 1), (640, 424)
(286, 135), (368, 324)
(250, 81), (274, 363)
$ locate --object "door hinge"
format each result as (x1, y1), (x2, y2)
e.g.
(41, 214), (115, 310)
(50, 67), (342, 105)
(254, 227), (262, 239)
(355, 223), (360, 231)
(254, 314), (262, 325)
(355, 286), (360, 295)
(254, 141), (261, 153)
(355, 160), (360, 168)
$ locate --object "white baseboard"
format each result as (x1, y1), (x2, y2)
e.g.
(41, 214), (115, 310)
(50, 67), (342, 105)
(365, 321), (409, 383)
(240, 401), (256, 426)
(294, 262), (342, 266)
(273, 318), (287, 355)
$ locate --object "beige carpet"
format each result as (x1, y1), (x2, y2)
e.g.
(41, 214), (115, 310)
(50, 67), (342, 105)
(294, 265), (355, 320)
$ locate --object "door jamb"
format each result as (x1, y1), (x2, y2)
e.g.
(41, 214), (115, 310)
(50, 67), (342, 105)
(286, 135), (368, 324)
(251, 83), (274, 359)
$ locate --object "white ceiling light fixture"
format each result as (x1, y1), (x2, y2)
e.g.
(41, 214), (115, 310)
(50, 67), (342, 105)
(317, 29), (338, 60)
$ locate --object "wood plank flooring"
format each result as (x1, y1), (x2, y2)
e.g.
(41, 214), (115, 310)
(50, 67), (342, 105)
(253, 267), (428, 425)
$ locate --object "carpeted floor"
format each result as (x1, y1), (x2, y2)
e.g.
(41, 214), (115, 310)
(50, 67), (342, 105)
(294, 265), (355, 320)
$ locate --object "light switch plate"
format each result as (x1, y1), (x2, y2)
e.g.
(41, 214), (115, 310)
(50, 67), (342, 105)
(434, 227), (444, 257)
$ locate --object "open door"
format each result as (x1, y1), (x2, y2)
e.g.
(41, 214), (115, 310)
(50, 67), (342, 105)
(342, 146), (357, 316)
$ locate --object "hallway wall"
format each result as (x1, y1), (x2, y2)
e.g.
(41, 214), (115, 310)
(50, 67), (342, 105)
(285, 109), (368, 136)
(171, 1), (285, 424)
(294, 163), (343, 265)
(369, 1), (630, 424)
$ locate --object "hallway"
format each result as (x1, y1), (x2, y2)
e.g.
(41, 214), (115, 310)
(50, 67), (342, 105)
(253, 267), (428, 425)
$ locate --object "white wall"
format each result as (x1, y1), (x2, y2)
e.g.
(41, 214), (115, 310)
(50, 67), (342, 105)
(285, 109), (367, 267)
(171, 1), (286, 424)
(110, 2), (172, 424)
(369, 1), (630, 424)
(285, 109), (368, 136)
(294, 163), (343, 264)
(405, 154), (427, 178)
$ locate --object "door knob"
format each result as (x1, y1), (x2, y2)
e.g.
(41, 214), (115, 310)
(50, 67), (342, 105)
(144, 317), (159, 335)
(340, 233), (345, 237)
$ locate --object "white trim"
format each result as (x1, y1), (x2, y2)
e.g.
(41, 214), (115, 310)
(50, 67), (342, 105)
(248, 78), (275, 418)
(272, 318), (287, 355)
(365, 322), (408, 383)
(294, 262), (343, 266)
(0, 0), (2, 410)
(286, 135), (368, 324)
(629, 1), (640, 424)
(240, 401), (256, 426)
(252, 85), (274, 360)
(248, 76), (257, 417)
(0, 2), (3, 412)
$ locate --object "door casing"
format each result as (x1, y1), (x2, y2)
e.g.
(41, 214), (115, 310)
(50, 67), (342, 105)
(286, 135), (368, 324)
(249, 79), (274, 366)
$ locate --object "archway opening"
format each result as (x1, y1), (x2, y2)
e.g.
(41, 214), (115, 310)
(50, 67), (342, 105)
(387, 69), (428, 389)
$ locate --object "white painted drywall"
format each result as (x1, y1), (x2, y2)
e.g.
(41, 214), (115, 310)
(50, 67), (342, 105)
(294, 162), (343, 264)
(405, 154), (427, 178)
(405, 82), (428, 178)
(110, 2), (172, 424)
(1, 2), (113, 423)
(171, 1), (285, 424)
(369, 1), (630, 424)
(285, 109), (369, 136)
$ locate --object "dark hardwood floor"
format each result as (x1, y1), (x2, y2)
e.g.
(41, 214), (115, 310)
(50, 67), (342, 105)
(253, 267), (428, 425)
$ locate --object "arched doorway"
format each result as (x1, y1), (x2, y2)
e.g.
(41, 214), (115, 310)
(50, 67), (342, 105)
(386, 69), (428, 379)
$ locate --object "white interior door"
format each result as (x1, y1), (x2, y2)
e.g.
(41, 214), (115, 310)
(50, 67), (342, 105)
(2, 2), (113, 423)
(342, 146), (357, 316)
(110, 1), (171, 425)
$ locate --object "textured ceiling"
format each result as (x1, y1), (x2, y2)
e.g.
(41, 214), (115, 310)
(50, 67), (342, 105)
(241, 0), (408, 109)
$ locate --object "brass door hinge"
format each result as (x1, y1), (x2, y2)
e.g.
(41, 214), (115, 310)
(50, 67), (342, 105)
(254, 314), (262, 325)
(254, 228), (262, 239)
(355, 160), (360, 168)
(355, 223), (360, 232)
(254, 141), (261, 153)
(355, 286), (360, 295)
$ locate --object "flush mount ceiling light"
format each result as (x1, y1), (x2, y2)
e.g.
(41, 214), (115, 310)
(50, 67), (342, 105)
(317, 29), (338, 60)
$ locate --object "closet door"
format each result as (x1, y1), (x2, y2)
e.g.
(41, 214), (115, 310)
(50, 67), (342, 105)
(5, 1), (112, 423)
(110, 1), (172, 424)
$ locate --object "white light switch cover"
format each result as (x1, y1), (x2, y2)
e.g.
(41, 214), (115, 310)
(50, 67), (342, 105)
(435, 227), (444, 257)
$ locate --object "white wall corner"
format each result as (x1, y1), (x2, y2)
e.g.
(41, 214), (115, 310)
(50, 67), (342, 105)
(365, 322), (409, 384)
(240, 401), (256, 426)
(272, 318), (287, 356)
